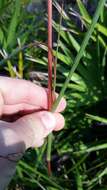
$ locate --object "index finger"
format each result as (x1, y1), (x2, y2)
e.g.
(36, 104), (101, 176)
(0, 77), (66, 112)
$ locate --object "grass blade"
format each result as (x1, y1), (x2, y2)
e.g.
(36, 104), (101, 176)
(52, 0), (106, 112)
(6, 0), (21, 49)
(86, 113), (107, 124)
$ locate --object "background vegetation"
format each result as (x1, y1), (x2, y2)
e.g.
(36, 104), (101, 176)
(1, 0), (107, 189)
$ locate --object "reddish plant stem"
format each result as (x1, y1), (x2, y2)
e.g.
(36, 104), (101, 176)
(47, 161), (51, 176)
(47, 0), (53, 175)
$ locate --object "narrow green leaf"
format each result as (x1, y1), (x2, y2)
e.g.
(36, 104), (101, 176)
(6, 0), (21, 48)
(86, 114), (107, 124)
(77, 0), (91, 20)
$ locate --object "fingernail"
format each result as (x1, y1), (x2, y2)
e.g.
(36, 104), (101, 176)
(41, 112), (56, 130)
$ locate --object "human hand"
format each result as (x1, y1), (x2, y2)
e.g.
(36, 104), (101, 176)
(0, 77), (66, 189)
(0, 77), (66, 151)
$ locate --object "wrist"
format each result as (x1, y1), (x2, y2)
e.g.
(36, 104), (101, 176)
(0, 121), (25, 189)
(0, 121), (25, 156)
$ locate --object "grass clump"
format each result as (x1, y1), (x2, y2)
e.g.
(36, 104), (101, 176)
(0, 0), (107, 189)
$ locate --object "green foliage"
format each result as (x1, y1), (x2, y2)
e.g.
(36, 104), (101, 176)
(6, 0), (21, 49)
(1, 0), (107, 190)
(53, 0), (107, 109)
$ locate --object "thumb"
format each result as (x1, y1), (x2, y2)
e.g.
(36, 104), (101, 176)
(13, 111), (56, 149)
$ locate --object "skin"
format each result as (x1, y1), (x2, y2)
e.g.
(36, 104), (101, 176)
(0, 77), (66, 134)
(0, 77), (66, 189)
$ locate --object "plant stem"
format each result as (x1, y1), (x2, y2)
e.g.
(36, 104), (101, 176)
(18, 40), (23, 78)
(47, 0), (53, 175)
(47, 0), (106, 174)
(53, 2), (63, 92)
(48, 0), (53, 111)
